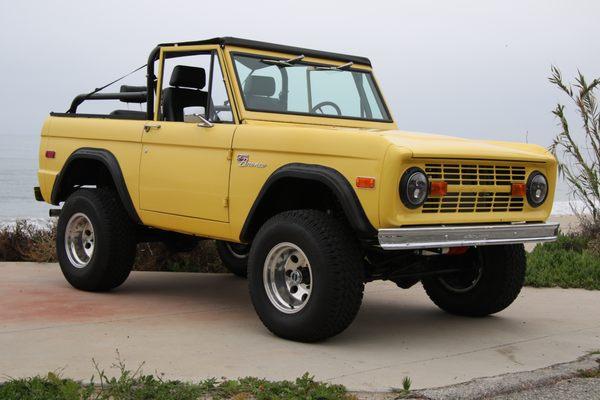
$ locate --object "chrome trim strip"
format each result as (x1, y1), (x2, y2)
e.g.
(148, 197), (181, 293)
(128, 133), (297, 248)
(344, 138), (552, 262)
(378, 223), (559, 250)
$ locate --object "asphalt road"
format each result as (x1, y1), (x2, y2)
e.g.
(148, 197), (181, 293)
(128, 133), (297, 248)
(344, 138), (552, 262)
(1, 262), (599, 392)
(492, 378), (600, 400)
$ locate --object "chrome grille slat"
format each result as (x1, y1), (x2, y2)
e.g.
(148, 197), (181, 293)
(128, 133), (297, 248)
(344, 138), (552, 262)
(423, 162), (526, 214)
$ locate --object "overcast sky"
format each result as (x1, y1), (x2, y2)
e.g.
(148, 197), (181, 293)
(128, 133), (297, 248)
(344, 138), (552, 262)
(1, 0), (598, 149)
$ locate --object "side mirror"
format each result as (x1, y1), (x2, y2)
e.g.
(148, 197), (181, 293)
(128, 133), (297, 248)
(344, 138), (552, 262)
(192, 113), (214, 128)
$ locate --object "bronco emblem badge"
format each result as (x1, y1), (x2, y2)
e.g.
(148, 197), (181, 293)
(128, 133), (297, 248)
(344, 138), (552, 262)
(236, 154), (266, 168)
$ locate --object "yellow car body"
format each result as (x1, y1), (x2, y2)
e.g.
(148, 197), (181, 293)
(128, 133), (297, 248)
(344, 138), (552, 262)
(37, 38), (557, 245)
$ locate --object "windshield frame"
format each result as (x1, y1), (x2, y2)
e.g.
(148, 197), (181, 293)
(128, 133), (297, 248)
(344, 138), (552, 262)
(229, 51), (394, 124)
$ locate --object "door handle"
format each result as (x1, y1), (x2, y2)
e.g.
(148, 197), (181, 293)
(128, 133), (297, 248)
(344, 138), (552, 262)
(144, 123), (161, 132)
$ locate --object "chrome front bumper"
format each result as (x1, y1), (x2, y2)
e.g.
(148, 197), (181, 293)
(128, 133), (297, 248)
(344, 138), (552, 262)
(378, 223), (559, 250)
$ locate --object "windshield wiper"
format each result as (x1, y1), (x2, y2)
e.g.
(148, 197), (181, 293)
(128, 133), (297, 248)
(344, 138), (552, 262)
(261, 54), (305, 67)
(314, 61), (354, 71)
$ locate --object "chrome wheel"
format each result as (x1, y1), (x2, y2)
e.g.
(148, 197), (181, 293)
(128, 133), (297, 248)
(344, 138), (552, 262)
(64, 212), (95, 268)
(263, 242), (312, 314)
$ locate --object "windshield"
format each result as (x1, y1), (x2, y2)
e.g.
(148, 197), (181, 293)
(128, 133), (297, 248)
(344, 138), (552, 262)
(232, 54), (392, 122)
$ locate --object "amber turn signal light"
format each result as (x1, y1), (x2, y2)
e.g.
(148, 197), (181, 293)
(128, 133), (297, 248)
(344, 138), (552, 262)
(511, 183), (526, 196)
(429, 181), (448, 196)
(356, 177), (375, 189)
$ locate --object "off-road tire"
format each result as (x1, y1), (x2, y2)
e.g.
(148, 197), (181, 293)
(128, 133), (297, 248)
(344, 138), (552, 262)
(248, 210), (364, 342)
(216, 240), (249, 278)
(56, 188), (137, 292)
(422, 244), (526, 317)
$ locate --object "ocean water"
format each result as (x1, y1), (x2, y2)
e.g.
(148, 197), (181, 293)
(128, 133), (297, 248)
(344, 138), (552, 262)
(0, 133), (575, 226)
(0, 134), (51, 223)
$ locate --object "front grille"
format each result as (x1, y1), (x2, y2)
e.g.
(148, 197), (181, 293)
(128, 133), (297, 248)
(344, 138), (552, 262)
(425, 163), (526, 186)
(423, 192), (525, 213)
(422, 162), (526, 213)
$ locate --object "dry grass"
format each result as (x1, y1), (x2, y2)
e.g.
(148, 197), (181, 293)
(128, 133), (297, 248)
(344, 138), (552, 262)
(134, 240), (227, 273)
(0, 220), (227, 273)
(0, 220), (57, 263)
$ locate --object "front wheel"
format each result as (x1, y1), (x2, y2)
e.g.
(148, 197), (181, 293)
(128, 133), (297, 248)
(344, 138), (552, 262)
(248, 210), (364, 342)
(422, 244), (526, 317)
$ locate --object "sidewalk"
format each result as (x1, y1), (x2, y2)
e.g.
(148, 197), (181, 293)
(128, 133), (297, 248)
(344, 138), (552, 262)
(1, 262), (599, 392)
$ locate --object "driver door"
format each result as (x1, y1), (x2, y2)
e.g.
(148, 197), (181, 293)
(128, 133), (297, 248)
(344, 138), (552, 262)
(139, 48), (236, 222)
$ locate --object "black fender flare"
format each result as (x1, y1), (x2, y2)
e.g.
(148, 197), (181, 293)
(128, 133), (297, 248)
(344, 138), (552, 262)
(240, 163), (376, 242)
(51, 148), (141, 224)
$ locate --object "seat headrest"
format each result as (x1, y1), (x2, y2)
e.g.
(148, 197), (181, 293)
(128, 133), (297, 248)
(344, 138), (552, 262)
(169, 66), (206, 89)
(244, 76), (276, 97)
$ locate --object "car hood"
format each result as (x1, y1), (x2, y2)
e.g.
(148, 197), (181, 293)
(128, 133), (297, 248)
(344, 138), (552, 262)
(375, 129), (553, 162)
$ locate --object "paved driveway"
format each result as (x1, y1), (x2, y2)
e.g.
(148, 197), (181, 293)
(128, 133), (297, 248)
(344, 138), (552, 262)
(1, 262), (598, 391)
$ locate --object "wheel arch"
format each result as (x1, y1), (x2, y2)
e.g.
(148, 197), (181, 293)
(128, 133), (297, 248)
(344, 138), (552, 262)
(51, 148), (141, 224)
(239, 163), (376, 242)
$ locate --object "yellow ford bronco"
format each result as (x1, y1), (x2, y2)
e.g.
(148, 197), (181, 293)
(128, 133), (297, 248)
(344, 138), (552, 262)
(35, 37), (558, 342)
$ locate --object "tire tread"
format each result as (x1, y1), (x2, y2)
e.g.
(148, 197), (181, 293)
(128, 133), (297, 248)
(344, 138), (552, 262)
(57, 188), (136, 291)
(249, 210), (364, 342)
(423, 244), (526, 317)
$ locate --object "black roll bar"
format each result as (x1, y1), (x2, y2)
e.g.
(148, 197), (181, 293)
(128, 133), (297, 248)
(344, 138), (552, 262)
(67, 91), (147, 114)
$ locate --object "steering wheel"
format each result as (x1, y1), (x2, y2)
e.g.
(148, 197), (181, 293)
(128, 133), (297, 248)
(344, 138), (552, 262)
(310, 101), (342, 116)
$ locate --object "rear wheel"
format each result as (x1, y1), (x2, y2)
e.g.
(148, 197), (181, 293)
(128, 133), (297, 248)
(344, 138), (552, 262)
(216, 241), (249, 278)
(422, 244), (526, 317)
(56, 188), (136, 292)
(248, 210), (364, 342)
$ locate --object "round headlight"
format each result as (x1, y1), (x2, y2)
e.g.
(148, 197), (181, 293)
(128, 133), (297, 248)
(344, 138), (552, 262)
(526, 171), (548, 207)
(400, 167), (428, 208)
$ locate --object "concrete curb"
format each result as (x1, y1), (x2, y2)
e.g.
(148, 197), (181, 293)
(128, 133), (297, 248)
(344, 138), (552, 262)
(412, 353), (600, 400)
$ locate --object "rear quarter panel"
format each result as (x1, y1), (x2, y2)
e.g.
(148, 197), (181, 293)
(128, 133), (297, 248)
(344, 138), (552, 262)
(38, 116), (145, 212)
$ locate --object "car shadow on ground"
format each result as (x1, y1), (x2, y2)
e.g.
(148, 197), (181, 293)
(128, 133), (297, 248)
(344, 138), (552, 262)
(107, 272), (527, 346)
(338, 298), (526, 346)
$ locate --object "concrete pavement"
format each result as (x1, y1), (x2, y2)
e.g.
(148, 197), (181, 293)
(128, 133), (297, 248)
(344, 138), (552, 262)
(1, 262), (599, 392)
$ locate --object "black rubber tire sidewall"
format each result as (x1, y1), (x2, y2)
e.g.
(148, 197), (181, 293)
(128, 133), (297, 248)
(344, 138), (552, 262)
(422, 244), (526, 317)
(248, 210), (364, 342)
(56, 189), (136, 292)
(216, 240), (249, 278)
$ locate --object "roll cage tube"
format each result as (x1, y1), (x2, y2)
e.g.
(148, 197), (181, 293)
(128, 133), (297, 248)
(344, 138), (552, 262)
(68, 45), (374, 119)
(63, 37), (375, 118)
(66, 64), (148, 114)
(146, 46), (160, 120)
(66, 45), (217, 119)
(151, 48), (226, 122)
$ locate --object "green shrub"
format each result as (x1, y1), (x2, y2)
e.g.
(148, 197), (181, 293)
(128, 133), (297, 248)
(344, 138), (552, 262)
(0, 372), (94, 400)
(526, 234), (600, 290)
(0, 361), (355, 400)
(549, 67), (600, 230)
(536, 232), (590, 252)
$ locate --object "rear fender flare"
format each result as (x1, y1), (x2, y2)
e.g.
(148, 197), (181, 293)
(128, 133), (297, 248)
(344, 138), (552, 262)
(51, 148), (141, 224)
